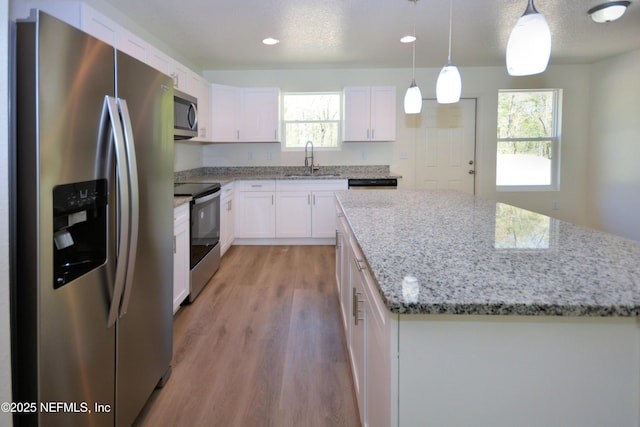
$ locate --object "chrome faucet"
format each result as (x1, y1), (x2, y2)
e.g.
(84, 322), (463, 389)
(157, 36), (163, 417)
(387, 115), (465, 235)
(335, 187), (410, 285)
(304, 140), (315, 174)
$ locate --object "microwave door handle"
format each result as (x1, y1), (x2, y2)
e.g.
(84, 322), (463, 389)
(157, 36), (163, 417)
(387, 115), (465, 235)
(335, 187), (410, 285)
(188, 102), (198, 129)
(104, 96), (130, 328)
(116, 99), (139, 318)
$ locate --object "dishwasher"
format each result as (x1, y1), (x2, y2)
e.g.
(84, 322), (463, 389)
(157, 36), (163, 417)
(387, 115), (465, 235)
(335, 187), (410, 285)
(347, 178), (398, 189)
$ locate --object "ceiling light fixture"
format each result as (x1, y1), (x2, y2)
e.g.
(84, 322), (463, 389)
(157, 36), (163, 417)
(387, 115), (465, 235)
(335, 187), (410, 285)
(588, 1), (630, 23)
(404, 0), (422, 114)
(436, 0), (462, 104)
(505, 0), (551, 76)
(262, 37), (280, 46)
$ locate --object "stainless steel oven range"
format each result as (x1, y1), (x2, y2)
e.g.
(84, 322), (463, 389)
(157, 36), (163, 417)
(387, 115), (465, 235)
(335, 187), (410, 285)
(174, 183), (221, 302)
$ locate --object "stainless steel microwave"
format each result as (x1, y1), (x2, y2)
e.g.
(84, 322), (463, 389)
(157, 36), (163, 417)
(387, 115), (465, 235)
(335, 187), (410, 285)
(174, 90), (198, 140)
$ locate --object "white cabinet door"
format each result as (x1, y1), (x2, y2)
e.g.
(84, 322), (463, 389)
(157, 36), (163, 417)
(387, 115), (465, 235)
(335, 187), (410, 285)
(220, 183), (235, 255)
(170, 62), (189, 93)
(311, 191), (339, 238)
(173, 204), (190, 314)
(343, 86), (372, 142)
(191, 75), (211, 141)
(336, 202), (351, 332)
(81, 4), (118, 46)
(240, 87), (280, 142)
(117, 28), (148, 63)
(235, 182), (276, 238)
(276, 191), (312, 238)
(147, 47), (172, 76)
(370, 86), (397, 141)
(210, 83), (240, 142)
(349, 243), (367, 424)
(344, 86), (396, 142)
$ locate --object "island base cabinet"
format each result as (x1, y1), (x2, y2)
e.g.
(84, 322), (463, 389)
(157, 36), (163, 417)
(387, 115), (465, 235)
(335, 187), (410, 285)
(397, 315), (640, 427)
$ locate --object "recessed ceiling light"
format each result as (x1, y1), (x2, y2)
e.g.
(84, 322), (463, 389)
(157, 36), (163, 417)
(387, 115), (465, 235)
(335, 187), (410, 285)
(400, 35), (416, 43)
(588, 1), (630, 23)
(262, 37), (280, 46)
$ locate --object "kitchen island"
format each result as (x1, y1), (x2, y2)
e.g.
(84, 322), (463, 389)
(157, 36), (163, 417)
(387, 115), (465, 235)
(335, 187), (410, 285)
(335, 189), (640, 427)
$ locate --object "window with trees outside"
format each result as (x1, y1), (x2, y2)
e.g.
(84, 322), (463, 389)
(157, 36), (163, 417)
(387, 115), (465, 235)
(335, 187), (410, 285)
(282, 92), (341, 149)
(496, 89), (562, 191)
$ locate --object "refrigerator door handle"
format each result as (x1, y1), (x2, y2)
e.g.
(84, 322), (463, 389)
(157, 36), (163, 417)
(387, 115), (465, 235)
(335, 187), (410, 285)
(105, 96), (130, 328)
(117, 99), (139, 318)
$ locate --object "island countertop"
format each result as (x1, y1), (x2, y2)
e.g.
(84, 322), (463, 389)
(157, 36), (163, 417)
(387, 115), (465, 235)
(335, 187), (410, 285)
(336, 189), (640, 316)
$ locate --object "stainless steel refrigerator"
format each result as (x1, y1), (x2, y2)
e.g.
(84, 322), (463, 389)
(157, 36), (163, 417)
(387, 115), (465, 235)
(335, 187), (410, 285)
(12, 11), (174, 426)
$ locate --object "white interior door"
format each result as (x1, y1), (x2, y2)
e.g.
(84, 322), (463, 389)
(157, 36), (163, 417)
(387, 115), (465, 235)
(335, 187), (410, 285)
(415, 99), (477, 194)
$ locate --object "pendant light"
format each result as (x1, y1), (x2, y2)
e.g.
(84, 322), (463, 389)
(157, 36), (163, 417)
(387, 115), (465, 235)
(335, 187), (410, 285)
(403, 0), (422, 114)
(506, 0), (551, 76)
(436, 0), (462, 104)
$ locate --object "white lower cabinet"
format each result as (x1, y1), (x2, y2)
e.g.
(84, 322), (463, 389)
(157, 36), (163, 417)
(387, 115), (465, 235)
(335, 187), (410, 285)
(220, 182), (235, 256)
(235, 180), (276, 238)
(275, 180), (348, 239)
(338, 196), (394, 427)
(173, 203), (190, 314)
(275, 191), (311, 238)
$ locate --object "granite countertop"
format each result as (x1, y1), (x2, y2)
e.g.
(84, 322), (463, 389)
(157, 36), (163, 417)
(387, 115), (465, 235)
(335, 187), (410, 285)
(336, 189), (640, 317)
(174, 165), (401, 186)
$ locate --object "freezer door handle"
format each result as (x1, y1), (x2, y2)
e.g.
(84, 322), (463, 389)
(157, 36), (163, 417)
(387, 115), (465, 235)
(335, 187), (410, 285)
(117, 99), (139, 318)
(105, 96), (130, 328)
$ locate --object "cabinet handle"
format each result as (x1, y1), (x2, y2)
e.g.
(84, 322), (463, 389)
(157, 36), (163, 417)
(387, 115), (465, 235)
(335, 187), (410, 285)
(366, 129), (370, 139)
(313, 194), (316, 205)
(274, 129), (277, 139)
(272, 194), (274, 205)
(372, 129), (375, 140)
(352, 287), (358, 320)
(337, 211), (343, 217)
(354, 289), (365, 326)
(354, 257), (366, 272)
(173, 236), (176, 254)
(308, 194), (311, 205)
(229, 199), (232, 211)
(251, 184), (263, 188)
(171, 72), (179, 87)
(237, 130), (240, 140)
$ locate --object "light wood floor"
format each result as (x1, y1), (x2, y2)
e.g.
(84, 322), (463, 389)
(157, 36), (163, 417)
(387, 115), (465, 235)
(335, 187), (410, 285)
(136, 245), (360, 427)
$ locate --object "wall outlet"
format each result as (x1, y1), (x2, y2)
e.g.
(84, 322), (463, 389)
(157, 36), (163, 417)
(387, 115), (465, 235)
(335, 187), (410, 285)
(553, 200), (560, 210)
(267, 151), (272, 161)
(400, 151), (409, 159)
(360, 151), (366, 160)
(248, 151), (253, 161)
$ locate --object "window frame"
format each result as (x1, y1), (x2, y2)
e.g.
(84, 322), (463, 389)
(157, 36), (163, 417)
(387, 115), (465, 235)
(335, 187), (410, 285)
(496, 88), (562, 192)
(281, 91), (342, 151)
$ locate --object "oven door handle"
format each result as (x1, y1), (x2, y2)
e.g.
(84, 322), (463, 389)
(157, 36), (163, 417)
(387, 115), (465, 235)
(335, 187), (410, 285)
(193, 189), (221, 205)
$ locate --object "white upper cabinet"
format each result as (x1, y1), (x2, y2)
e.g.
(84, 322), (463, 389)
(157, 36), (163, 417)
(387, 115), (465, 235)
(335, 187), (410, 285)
(117, 28), (148, 63)
(343, 86), (396, 142)
(240, 87), (280, 142)
(81, 3), (118, 46)
(170, 62), (190, 94)
(210, 83), (240, 142)
(209, 85), (280, 143)
(147, 47), (172, 76)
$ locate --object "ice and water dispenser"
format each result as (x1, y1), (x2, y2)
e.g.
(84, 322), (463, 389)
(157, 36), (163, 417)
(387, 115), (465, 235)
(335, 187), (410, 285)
(53, 179), (108, 288)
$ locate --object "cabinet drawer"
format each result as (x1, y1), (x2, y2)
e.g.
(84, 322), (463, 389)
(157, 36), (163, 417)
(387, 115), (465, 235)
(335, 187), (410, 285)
(174, 203), (189, 223)
(276, 179), (348, 192)
(236, 180), (276, 192)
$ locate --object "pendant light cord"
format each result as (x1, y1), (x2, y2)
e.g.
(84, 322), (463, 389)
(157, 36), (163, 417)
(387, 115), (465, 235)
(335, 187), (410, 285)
(447, 0), (453, 63)
(411, 0), (417, 83)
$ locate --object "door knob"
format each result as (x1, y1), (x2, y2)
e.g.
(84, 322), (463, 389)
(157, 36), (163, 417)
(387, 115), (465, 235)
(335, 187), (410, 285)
(468, 170), (475, 175)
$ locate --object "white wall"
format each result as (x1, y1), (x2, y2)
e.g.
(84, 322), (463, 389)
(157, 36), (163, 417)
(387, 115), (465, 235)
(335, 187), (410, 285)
(1, 0), (14, 424)
(588, 49), (640, 242)
(204, 64), (591, 225)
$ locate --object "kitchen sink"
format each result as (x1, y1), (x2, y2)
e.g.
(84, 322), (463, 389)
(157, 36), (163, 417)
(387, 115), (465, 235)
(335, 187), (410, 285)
(284, 173), (341, 177)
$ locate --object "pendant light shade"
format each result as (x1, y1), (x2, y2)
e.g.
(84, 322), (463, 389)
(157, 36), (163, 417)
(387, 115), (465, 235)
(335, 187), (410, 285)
(506, 0), (551, 76)
(436, 63), (462, 104)
(436, 0), (461, 104)
(404, 82), (423, 114)
(403, 0), (422, 114)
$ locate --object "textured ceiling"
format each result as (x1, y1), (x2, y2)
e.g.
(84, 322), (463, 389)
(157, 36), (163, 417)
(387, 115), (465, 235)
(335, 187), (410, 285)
(99, 0), (640, 70)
